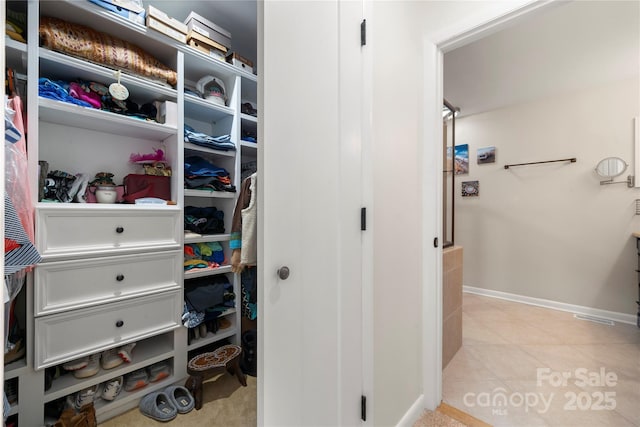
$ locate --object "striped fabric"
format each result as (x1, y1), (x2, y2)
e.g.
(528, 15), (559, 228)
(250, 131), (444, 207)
(4, 195), (41, 274)
(4, 116), (21, 144)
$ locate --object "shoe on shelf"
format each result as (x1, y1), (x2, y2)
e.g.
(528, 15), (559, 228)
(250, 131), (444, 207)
(124, 368), (149, 392)
(118, 342), (136, 363)
(218, 316), (232, 330)
(199, 323), (208, 338)
(73, 353), (100, 379)
(193, 326), (200, 340)
(62, 355), (89, 371)
(101, 348), (123, 370)
(100, 376), (124, 401)
(4, 338), (25, 365)
(74, 384), (98, 410)
(147, 361), (171, 383)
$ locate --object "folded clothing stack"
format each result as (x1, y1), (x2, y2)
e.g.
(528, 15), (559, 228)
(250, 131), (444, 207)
(184, 205), (225, 234)
(184, 156), (235, 192)
(184, 124), (235, 151)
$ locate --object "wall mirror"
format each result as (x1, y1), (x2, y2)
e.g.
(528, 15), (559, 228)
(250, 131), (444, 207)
(595, 157), (627, 178)
(596, 157), (634, 186)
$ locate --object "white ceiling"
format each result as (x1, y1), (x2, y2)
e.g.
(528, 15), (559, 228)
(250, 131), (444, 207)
(145, 0), (257, 63)
(444, 1), (640, 118)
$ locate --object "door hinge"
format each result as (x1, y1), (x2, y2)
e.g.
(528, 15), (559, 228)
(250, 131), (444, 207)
(361, 207), (366, 231)
(360, 19), (366, 46)
(361, 395), (367, 421)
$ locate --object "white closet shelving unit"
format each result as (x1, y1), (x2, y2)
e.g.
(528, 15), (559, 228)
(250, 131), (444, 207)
(3, 1), (258, 425)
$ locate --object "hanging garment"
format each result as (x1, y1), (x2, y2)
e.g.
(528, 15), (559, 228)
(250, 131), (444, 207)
(6, 96), (35, 243)
(4, 194), (41, 275)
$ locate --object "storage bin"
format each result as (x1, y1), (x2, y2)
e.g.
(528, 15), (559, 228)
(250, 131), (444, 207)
(184, 11), (231, 50)
(88, 0), (145, 26)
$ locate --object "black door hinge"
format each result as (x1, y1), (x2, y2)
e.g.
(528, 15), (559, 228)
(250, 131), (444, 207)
(361, 207), (366, 231)
(433, 237), (439, 248)
(361, 19), (366, 46)
(361, 395), (367, 421)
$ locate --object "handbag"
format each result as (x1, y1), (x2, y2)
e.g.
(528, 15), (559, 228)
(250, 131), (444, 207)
(123, 174), (171, 203)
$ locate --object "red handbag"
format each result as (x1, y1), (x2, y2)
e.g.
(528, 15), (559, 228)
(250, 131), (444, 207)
(123, 174), (171, 203)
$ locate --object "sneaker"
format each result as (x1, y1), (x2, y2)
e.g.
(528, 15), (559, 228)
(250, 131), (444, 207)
(74, 385), (98, 410)
(73, 353), (100, 379)
(124, 368), (149, 392)
(118, 342), (136, 363)
(100, 376), (123, 401)
(62, 355), (89, 371)
(101, 348), (123, 370)
(147, 361), (171, 383)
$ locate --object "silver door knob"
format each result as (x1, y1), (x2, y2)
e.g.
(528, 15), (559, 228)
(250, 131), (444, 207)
(277, 266), (290, 280)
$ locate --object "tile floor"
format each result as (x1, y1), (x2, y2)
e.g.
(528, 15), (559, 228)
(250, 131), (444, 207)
(443, 293), (640, 427)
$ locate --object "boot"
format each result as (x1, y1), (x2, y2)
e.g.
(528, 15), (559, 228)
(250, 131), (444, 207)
(240, 329), (257, 377)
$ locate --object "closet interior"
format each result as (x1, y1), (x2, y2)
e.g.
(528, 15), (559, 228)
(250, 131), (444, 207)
(4, 1), (258, 425)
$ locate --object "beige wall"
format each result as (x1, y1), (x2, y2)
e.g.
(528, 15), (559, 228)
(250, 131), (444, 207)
(454, 77), (640, 315)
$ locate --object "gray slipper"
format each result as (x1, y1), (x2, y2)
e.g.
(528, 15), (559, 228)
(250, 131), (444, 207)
(139, 391), (177, 422)
(165, 385), (195, 414)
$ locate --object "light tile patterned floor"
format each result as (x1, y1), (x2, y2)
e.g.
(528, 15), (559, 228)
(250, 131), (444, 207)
(443, 293), (640, 427)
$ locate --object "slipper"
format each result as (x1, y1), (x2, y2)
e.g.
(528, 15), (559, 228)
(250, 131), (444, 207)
(139, 391), (177, 422)
(165, 385), (195, 414)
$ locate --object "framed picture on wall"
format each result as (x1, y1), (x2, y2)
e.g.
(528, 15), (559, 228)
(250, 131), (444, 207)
(462, 180), (479, 197)
(477, 146), (496, 164)
(454, 144), (469, 175)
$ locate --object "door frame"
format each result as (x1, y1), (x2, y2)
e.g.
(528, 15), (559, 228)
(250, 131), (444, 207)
(421, 0), (562, 411)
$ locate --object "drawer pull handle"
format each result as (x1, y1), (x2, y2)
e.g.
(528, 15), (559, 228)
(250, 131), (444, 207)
(115, 320), (124, 328)
(116, 227), (124, 233)
(116, 274), (124, 282)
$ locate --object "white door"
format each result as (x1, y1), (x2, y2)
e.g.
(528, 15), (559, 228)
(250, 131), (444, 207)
(258, 1), (365, 426)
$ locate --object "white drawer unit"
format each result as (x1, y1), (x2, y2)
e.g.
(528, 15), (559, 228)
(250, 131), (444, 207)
(34, 250), (182, 316)
(36, 206), (181, 260)
(34, 291), (182, 370)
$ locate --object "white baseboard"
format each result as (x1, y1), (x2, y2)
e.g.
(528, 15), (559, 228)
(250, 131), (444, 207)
(396, 394), (425, 427)
(463, 286), (637, 325)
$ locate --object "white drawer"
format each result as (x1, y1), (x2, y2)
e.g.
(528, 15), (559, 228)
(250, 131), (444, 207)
(34, 291), (181, 370)
(34, 250), (182, 316)
(36, 205), (181, 260)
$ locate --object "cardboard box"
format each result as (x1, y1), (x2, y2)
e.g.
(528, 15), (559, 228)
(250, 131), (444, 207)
(146, 5), (188, 35)
(147, 16), (187, 43)
(226, 52), (254, 74)
(88, 0), (145, 26)
(187, 31), (227, 61)
(184, 11), (231, 50)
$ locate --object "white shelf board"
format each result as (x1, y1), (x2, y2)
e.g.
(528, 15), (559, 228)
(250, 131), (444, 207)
(43, 334), (174, 403)
(4, 359), (27, 380)
(184, 265), (232, 279)
(184, 233), (231, 244)
(241, 113), (258, 123)
(184, 189), (236, 199)
(184, 142), (236, 157)
(187, 326), (238, 352)
(39, 48), (178, 103)
(184, 94), (235, 123)
(39, 98), (178, 140)
(5, 38), (27, 71)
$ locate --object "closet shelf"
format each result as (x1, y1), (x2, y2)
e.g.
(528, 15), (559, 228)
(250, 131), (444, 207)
(6, 38), (27, 69)
(187, 325), (238, 351)
(39, 98), (178, 140)
(4, 360), (28, 380)
(184, 95), (235, 122)
(184, 142), (236, 157)
(42, 334), (174, 403)
(184, 265), (232, 279)
(184, 189), (236, 199)
(184, 233), (231, 244)
(39, 48), (178, 102)
(241, 113), (258, 123)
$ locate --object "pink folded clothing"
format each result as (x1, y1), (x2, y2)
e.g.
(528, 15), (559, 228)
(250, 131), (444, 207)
(69, 82), (101, 109)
